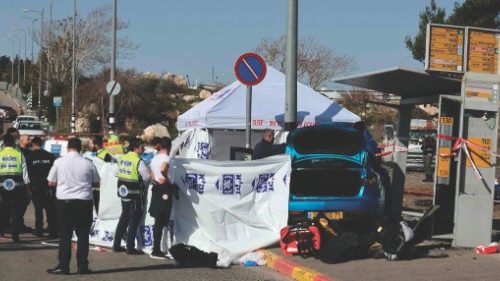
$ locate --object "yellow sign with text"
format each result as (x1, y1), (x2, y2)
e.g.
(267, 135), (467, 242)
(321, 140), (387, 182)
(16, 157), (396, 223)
(466, 138), (492, 168)
(437, 147), (451, 178)
(440, 116), (454, 126)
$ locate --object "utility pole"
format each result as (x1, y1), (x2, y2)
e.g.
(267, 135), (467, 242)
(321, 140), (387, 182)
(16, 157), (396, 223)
(10, 34), (22, 90)
(284, 0), (298, 131)
(108, 0), (117, 133)
(71, 0), (76, 133)
(12, 28), (27, 89)
(46, 0), (52, 99)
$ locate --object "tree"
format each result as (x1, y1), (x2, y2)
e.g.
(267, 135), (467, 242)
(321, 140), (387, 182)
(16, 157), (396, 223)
(255, 35), (355, 90)
(405, 0), (446, 63)
(405, 0), (500, 63)
(447, 0), (500, 28)
(33, 5), (137, 94)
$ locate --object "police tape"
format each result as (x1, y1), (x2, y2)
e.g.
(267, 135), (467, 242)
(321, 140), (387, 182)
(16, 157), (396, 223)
(436, 134), (500, 180)
(376, 143), (408, 157)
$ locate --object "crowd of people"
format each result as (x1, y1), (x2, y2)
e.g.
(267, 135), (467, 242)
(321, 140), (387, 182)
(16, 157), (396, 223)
(0, 129), (174, 275)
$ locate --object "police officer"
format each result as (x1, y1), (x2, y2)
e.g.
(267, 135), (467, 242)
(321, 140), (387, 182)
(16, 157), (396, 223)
(88, 135), (112, 213)
(27, 137), (57, 238)
(421, 132), (436, 182)
(113, 138), (150, 255)
(46, 138), (100, 275)
(0, 134), (30, 242)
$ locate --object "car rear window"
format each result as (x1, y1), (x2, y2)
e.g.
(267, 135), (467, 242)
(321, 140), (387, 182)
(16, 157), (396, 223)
(19, 122), (43, 130)
(293, 128), (363, 155)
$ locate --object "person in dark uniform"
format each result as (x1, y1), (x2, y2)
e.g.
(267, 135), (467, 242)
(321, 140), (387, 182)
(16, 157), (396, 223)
(27, 137), (57, 238)
(0, 134), (30, 242)
(252, 129), (285, 160)
(421, 132), (436, 182)
(88, 135), (112, 213)
(46, 138), (100, 275)
(148, 137), (174, 259)
(113, 138), (150, 255)
(19, 134), (33, 233)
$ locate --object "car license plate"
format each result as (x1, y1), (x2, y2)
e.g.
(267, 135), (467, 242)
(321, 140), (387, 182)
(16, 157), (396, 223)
(307, 211), (344, 220)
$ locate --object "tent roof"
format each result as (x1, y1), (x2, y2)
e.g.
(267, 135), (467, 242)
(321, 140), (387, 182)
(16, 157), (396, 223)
(332, 67), (461, 99)
(177, 66), (360, 131)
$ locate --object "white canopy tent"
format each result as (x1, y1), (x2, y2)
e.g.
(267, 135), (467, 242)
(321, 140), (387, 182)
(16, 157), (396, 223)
(176, 66), (361, 160)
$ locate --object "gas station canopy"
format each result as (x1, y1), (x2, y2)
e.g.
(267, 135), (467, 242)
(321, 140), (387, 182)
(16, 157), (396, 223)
(333, 66), (461, 99)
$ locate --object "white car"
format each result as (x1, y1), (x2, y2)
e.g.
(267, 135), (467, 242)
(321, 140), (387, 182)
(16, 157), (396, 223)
(13, 115), (37, 129)
(17, 121), (46, 136)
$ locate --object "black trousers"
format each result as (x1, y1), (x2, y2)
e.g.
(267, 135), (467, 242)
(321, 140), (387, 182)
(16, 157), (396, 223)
(93, 189), (100, 214)
(57, 200), (93, 271)
(32, 188), (57, 235)
(114, 197), (143, 250)
(150, 183), (173, 253)
(0, 189), (25, 238)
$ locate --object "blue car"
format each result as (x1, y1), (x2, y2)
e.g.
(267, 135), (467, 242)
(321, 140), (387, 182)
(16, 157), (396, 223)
(286, 124), (387, 223)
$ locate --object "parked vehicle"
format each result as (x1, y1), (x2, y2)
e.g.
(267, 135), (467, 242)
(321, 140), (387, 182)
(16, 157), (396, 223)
(13, 115), (37, 128)
(286, 124), (387, 224)
(17, 121), (46, 136)
(0, 106), (17, 122)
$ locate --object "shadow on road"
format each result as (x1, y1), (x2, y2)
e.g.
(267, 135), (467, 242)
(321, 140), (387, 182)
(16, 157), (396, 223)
(88, 263), (181, 274)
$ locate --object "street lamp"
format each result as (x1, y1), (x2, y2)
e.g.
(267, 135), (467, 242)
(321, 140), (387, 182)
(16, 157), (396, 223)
(24, 8), (44, 114)
(21, 16), (37, 62)
(12, 28), (27, 87)
(9, 34), (21, 89)
(3, 38), (15, 87)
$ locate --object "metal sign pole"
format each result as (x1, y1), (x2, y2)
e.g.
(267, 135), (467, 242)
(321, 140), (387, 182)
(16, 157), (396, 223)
(246, 86), (252, 149)
(285, 0), (298, 131)
(55, 106), (59, 130)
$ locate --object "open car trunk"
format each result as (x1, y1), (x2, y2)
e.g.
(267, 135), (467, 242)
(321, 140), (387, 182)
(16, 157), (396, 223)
(290, 166), (362, 197)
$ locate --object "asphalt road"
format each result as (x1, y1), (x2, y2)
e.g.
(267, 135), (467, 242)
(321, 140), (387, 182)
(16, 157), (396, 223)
(0, 205), (289, 281)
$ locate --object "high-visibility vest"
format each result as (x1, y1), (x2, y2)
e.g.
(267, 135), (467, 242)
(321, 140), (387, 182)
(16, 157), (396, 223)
(117, 152), (141, 199)
(0, 147), (24, 191)
(96, 148), (111, 161)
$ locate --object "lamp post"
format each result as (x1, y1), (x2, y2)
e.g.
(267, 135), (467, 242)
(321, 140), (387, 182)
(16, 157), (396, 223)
(71, 0), (77, 133)
(109, 0), (117, 133)
(3, 38), (15, 87)
(22, 16), (37, 62)
(23, 8), (44, 115)
(12, 28), (27, 88)
(9, 34), (21, 90)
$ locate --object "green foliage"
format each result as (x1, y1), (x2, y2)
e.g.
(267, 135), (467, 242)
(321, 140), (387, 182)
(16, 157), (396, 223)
(405, 0), (446, 63)
(447, 0), (500, 28)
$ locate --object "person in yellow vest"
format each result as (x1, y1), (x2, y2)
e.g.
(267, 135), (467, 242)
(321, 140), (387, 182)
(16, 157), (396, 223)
(88, 135), (112, 214)
(113, 138), (151, 255)
(105, 134), (125, 156)
(0, 134), (30, 242)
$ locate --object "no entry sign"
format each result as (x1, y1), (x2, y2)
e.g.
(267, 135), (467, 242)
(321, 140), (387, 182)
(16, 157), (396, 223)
(234, 53), (267, 86)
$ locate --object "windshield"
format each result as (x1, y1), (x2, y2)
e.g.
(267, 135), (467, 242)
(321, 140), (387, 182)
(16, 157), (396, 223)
(293, 127), (363, 156)
(18, 117), (36, 122)
(18, 122), (43, 130)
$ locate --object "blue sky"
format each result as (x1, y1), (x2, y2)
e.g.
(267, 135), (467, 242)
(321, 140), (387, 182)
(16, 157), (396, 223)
(0, 0), (461, 85)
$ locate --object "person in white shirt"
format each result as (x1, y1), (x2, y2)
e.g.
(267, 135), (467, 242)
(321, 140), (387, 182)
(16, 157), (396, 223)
(148, 137), (174, 259)
(113, 138), (151, 255)
(46, 138), (100, 275)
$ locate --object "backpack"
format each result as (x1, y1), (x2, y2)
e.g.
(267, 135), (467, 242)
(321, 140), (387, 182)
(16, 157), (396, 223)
(280, 222), (321, 258)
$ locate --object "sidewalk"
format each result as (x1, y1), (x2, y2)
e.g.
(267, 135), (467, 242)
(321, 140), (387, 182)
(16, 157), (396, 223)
(261, 245), (500, 281)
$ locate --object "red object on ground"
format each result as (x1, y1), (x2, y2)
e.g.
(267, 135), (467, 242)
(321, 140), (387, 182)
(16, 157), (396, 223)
(280, 224), (321, 256)
(475, 243), (499, 254)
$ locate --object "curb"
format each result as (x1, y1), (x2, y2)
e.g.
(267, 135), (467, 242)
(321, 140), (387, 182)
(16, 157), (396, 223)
(258, 250), (335, 281)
